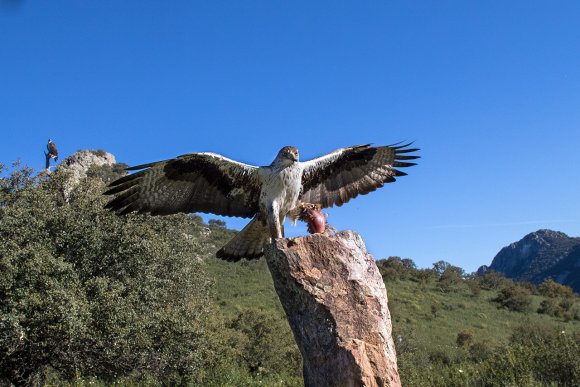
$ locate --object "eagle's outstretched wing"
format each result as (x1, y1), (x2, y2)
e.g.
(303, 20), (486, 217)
(300, 143), (419, 208)
(104, 153), (262, 217)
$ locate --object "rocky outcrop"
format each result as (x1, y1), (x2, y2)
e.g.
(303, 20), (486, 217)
(479, 229), (580, 291)
(264, 231), (400, 387)
(57, 150), (116, 182)
(56, 150), (117, 198)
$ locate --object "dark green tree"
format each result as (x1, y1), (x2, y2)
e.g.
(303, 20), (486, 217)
(227, 309), (301, 377)
(493, 284), (532, 312)
(479, 271), (510, 290)
(430, 261), (464, 293)
(538, 278), (575, 299)
(0, 164), (216, 385)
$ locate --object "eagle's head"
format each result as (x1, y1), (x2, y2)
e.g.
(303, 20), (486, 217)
(275, 146), (299, 165)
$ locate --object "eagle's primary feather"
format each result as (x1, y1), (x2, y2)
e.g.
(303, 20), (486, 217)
(104, 143), (419, 261)
(300, 143), (419, 208)
(104, 153), (262, 217)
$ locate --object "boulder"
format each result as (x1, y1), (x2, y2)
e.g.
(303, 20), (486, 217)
(264, 231), (400, 387)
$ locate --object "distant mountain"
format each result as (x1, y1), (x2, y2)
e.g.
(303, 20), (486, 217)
(478, 229), (580, 292)
(542, 244), (580, 293)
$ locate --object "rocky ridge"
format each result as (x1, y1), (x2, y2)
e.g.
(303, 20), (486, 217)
(479, 229), (580, 291)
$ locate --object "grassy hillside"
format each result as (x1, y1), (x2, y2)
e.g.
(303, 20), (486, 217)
(387, 277), (575, 347)
(204, 250), (579, 342)
(205, 256), (282, 316)
(202, 241), (580, 386)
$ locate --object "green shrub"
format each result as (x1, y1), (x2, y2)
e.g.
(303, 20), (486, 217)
(509, 322), (580, 385)
(227, 309), (301, 377)
(381, 267), (400, 282)
(538, 278), (575, 298)
(537, 298), (564, 317)
(493, 284), (532, 312)
(479, 271), (510, 290)
(468, 341), (494, 363)
(377, 256), (405, 280)
(456, 329), (474, 348)
(85, 162), (128, 184)
(559, 297), (575, 312)
(411, 268), (435, 289)
(465, 276), (482, 297)
(0, 165), (216, 385)
(377, 257), (419, 282)
(430, 303), (439, 318)
(478, 344), (536, 386)
(429, 349), (453, 365)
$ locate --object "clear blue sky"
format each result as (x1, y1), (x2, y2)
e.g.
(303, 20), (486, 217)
(2, 1), (579, 272)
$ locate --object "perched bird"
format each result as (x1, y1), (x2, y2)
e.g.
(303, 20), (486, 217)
(45, 139), (59, 170)
(47, 139), (58, 161)
(104, 143), (419, 261)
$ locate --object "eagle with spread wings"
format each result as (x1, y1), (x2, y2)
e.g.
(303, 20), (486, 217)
(104, 143), (419, 261)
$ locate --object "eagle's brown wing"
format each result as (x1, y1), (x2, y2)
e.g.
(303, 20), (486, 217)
(104, 152), (262, 217)
(300, 143), (419, 209)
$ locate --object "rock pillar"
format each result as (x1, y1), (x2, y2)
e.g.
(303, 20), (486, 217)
(264, 231), (401, 387)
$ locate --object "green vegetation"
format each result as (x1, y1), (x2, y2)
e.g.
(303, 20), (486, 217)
(492, 283), (533, 312)
(0, 163), (300, 386)
(379, 263), (579, 386)
(1, 161), (579, 386)
(0, 163), (218, 385)
(206, 253), (580, 386)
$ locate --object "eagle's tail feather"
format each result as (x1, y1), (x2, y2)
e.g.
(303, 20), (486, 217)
(216, 217), (271, 261)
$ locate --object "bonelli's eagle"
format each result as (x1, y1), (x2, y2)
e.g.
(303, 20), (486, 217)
(104, 143), (419, 261)
(45, 139), (59, 170)
(47, 139), (58, 161)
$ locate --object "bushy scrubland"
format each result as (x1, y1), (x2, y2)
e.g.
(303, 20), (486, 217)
(1, 162), (578, 386)
(376, 257), (579, 386)
(0, 163), (300, 386)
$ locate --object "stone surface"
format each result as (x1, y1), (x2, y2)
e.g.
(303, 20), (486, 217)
(264, 231), (401, 387)
(58, 149), (116, 181)
(56, 150), (117, 198)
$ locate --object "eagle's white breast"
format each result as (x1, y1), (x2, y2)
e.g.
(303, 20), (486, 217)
(259, 163), (303, 217)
